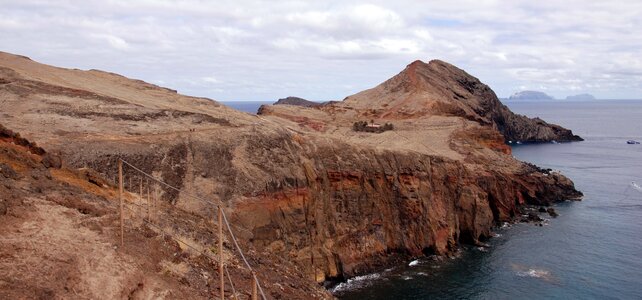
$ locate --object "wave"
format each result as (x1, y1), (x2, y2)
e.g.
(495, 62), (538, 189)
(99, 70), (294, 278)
(409, 259), (420, 267)
(511, 263), (556, 282)
(516, 269), (551, 279)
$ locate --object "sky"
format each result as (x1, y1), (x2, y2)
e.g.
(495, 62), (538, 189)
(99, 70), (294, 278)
(1, 0), (641, 101)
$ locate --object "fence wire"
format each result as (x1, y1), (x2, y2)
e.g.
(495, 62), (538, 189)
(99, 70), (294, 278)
(119, 159), (267, 300)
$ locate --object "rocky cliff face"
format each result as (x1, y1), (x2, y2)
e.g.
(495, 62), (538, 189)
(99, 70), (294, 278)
(0, 52), (582, 289)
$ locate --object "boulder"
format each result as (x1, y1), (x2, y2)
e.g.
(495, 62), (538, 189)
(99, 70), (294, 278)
(41, 153), (62, 169)
(0, 163), (19, 179)
(547, 207), (559, 217)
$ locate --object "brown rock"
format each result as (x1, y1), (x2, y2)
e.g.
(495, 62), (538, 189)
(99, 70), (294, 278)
(41, 153), (62, 169)
(0, 163), (19, 179)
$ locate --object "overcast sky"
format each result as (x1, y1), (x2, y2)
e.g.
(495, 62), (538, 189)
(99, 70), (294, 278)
(1, 0), (641, 101)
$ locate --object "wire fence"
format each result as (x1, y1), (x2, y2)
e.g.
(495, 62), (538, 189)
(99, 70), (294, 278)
(116, 158), (266, 300)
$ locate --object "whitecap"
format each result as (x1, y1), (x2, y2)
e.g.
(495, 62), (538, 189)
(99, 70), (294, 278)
(516, 269), (550, 279)
(408, 259), (420, 267)
(330, 273), (381, 294)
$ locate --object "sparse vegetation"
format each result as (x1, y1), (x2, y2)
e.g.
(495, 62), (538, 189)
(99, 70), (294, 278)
(352, 120), (394, 133)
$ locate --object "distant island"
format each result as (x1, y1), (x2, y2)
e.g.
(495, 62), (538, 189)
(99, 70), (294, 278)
(274, 96), (323, 107)
(565, 93), (596, 101)
(508, 90), (554, 100)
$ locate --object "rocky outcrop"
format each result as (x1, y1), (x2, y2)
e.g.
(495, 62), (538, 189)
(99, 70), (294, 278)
(274, 96), (323, 107)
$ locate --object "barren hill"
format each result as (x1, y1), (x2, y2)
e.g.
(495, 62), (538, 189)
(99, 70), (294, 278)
(262, 60), (582, 144)
(1, 52), (582, 294)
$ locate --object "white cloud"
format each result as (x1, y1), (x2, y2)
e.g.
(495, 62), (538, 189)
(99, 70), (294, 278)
(1, 0), (641, 100)
(202, 76), (221, 84)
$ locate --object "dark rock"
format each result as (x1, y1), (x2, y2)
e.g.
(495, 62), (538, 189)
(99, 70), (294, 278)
(538, 207), (547, 212)
(0, 163), (19, 179)
(274, 96), (323, 107)
(547, 207), (559, 217)
(41, 153), (62, 169)
(527, 212), (543, 222)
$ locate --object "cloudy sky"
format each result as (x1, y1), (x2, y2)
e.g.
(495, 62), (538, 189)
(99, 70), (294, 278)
(1, 0), (641, 101)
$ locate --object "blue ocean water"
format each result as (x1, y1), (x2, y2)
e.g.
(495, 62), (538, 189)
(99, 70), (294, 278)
(221, 101), (272, 114)
(332, 100), (642, 299)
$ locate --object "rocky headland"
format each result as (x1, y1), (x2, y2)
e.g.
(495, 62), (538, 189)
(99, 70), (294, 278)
(0, 52), (582, 297)
(566, 93), (596, 101)
(274, 96), (324, 107)
(509, 90), (555, 101)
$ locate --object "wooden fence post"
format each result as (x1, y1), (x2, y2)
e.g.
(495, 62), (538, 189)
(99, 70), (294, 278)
(147, 179), (150, 221)
(153, 185), (157, 222)
(219, 206), (224, 300)
(251, 271), (258, 300)
(118, 159), (124, 248)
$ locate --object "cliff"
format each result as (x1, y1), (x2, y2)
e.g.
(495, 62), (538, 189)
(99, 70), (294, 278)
(0, 52), (582, 292)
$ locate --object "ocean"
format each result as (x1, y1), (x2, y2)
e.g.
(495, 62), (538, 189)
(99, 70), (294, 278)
(221, 101), (273, 114)
(223, 100), (642, 299)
